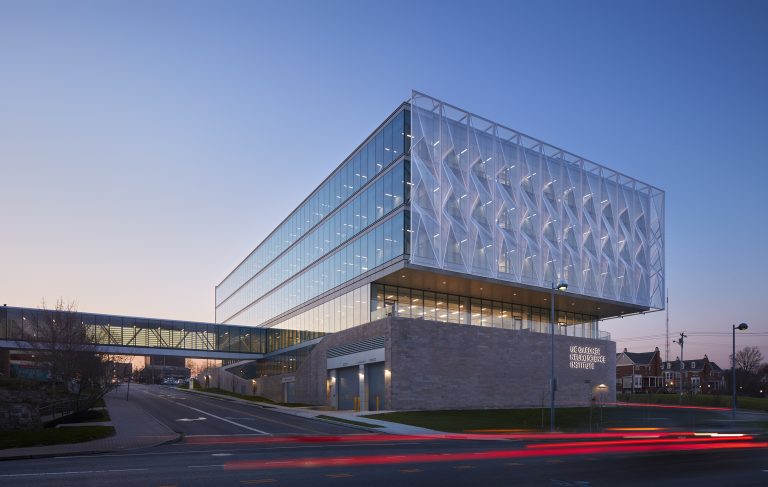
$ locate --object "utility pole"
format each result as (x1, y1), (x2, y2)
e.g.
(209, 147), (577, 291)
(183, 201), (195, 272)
(674, 332), (687, 395)
(665, 291), (670, 363)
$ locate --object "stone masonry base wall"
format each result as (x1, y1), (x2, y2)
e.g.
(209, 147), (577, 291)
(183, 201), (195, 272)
(246, 317), (615, 410)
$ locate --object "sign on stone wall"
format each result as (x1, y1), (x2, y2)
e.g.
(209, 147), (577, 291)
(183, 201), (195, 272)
(569, 345), (607, 370)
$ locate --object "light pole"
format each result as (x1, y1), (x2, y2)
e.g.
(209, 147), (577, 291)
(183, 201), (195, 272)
(585, 379), (592, 432)
(550, 280), (568, 432)
(597, 383), (608, 426)
(732, 322), (748, 420)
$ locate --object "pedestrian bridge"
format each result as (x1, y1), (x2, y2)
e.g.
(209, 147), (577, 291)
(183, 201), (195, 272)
(0, 305), (323, 360)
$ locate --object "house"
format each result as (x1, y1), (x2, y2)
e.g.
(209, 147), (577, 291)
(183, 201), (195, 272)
(662, 355), (725, 394)
(616, 347), (664, 393)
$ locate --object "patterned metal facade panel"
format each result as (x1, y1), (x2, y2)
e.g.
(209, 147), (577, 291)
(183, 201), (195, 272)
(409, 91), (665, 311)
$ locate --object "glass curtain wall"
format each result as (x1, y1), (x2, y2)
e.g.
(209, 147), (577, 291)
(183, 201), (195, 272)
(217, 161), (409, 323)
(216, 109), (410, 309)
(371, 284), (600, 339)
(225, 211), (407, 327)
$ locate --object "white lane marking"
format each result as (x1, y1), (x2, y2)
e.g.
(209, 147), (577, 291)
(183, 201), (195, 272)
(56, 441), (424, 460)
(0, 471), (106, 477)
(184, 434), (266, 437)
(171, 401), (270, 435)
(108, 469), (149, 472)
(176, 417), (207, 422)
(211, 453), (233, 457)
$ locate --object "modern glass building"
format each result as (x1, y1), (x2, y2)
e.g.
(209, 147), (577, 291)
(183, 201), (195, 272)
(215, 91), (665, 349)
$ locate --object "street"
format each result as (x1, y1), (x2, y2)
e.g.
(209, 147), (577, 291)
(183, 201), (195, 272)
(1, 384), (767, 486)
(118, 383), (354, 436)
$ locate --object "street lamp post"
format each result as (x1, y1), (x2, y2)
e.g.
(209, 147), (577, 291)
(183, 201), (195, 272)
(597, 383), (608, 426)
(550, 280), (568, 432)
(585, 379), (592, 432)
(732, 322), (749, 420)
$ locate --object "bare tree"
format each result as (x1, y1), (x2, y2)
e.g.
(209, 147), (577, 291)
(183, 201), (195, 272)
(22, 299), (107, 407)
(732, 346), (764, 374)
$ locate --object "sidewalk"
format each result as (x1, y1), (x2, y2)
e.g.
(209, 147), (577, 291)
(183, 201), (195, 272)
(0, 387), (180, 461)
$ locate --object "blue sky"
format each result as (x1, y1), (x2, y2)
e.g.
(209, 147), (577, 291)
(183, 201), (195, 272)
(1, 1), (766, 366)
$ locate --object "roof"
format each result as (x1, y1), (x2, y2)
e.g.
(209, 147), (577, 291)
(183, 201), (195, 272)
(622, 351), (658, 365)
(663, 358), (709, 372)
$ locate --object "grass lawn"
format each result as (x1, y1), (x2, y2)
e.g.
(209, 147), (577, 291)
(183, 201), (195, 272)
(366, 408), (599, 432)
(618, 393), (768, 412)
(194, 387), (277, 404)
(46, 408), (111, 426)
(0, 426), (115, 450)
(190, 387), (313, 407)
(365, 405), (730, 433)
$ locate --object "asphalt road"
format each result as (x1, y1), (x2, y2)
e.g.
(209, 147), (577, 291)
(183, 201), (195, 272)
(1, 385), (767, 486)
(122, 383), (355, 436)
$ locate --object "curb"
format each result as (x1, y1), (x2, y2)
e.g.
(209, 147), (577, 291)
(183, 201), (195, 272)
(0, 432), (183, 462)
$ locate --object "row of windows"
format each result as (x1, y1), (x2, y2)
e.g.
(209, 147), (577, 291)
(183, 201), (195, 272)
(216, 161), (409, 321)
(266, 284), (371, 336)
(223, 211), (407, 326)
(0, 307), (322, 354)
(371, 284), (600, 338)
(217, 109), (410, 305)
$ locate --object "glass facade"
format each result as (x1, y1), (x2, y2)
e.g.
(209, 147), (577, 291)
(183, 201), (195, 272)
(371, 284), (604, 340)
(409, 91), (665, 311)
(224, 211), (407, 326)
(217, 161), (409, 324)
(208, 90), (660, 366)
(216, 109), (410, 311)
(0, 306), (321, 355)
(233, 347), (315, 378)
(267, 284), (371, 335)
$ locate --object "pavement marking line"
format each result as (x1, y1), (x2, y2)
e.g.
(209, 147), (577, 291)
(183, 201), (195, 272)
(240, 480), (277, 484)
(0, 471), (107, 477)
(170, 401), (271, 435)
(325, 473), (353, 478)
(178, 391), (332, 435)
(400, 468), (422, 473)
(212, 453), (233, 457)
(185, 434), (266, 437)
(107, 469), (150, 472)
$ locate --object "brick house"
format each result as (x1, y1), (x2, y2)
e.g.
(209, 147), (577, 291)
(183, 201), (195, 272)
(662, 355), (726, 394)
(616, 347), (664, 393)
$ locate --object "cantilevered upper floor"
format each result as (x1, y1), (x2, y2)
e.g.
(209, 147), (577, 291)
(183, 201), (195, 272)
(214, 91), (664, 332)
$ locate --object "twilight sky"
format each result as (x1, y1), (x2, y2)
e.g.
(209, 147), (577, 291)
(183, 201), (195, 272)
(1, 1), (766, 367)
